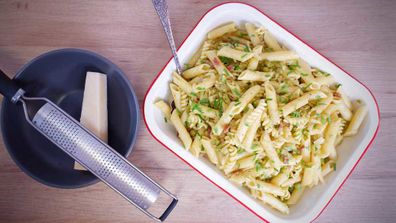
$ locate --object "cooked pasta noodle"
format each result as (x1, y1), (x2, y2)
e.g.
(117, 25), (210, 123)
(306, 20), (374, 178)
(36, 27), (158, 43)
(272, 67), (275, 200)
(155, 22), (367, 214)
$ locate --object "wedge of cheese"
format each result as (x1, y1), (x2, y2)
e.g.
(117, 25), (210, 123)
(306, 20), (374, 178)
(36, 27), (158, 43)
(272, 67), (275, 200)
(74, 71), (108, 170)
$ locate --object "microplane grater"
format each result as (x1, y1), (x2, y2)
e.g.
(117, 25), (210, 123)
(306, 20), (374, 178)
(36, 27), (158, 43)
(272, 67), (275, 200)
(12, 94), (178, 222)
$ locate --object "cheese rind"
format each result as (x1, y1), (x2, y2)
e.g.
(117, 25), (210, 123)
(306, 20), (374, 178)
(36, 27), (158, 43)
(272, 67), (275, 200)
(74, 71), (108, 170)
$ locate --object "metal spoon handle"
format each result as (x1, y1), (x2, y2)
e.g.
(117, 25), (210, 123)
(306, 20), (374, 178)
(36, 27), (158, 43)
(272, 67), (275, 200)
(152, 0), (182, 74)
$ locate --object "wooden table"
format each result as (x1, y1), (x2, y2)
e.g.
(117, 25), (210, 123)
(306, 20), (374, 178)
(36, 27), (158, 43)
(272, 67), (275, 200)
(0, 0), (395, 222)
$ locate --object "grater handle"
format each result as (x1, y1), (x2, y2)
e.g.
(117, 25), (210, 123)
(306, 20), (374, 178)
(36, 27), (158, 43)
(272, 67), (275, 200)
(0, 68), (21, 101)
(159, 197), (178, 221)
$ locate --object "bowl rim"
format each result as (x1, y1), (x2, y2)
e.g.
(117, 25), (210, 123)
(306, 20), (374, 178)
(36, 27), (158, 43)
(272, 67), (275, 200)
(1, 48), (139, 189)
(142, 2), (380, 222)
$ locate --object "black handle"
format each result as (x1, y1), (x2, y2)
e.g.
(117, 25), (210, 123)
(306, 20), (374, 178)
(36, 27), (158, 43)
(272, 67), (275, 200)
(159, 198), (178, 222)
(0, 69), (20, 100)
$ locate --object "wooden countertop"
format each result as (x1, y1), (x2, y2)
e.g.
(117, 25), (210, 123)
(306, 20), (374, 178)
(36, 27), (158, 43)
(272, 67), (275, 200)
(0, 0), (395, 222)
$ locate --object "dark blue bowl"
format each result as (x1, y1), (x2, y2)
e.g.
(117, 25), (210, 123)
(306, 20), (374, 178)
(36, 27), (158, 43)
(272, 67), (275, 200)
(1, 48), (139, 188)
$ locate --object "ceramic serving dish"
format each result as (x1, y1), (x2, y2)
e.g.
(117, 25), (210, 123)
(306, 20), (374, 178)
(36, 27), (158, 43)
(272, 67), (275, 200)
(143, 3), (380, 222)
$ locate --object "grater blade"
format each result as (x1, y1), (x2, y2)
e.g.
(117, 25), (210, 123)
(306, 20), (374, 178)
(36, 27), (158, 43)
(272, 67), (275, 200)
(19, 97), (177, 222)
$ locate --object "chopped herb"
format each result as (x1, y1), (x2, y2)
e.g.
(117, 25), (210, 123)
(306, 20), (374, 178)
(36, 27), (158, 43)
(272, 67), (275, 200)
(301, 73), (308, 77)
(196, 132), (202, 139)
(201, 145), (205, 151)
(290, 111), (301, 118)
(255, 161), (263, 172)
(317, 102), (327, 106)
(196, 86), (206, 91)
(199, 98), (210, 106)
(213, 98), (223, 114)
(356, 99), (362, 104)
(326, 116), (331, 123)
(321, 115), (326, 125)
(279, 96), (289, 104)
(164, 117), (167, 123)
(191, 103), (203, 114)
(280, 83), (289, 94)
(323, 72), (330, 77)
(223, 68), (232, 76)
(232, 88), (241, 97)
(219, 56), (233, 65)
(251, 144), (259, 151)
(302, 83), (312, 91)
(335, 83), (342, 89)
(266, 97), (273, 101)
(288, 62), (300, 71)
(241, 53), (248, 59)
(265, 74), (271, 78)
(190, 92), (198, 97)
(323, 157), (330, 163)
(183, 63), (192, 70)
(239, 32), (248, 38)
(250, 34), (256, 37)
(234, 64), (241, 71)
(331, 162), (337, 171)
(230, 39), (239, 48)
(243, 107), (249, 113)
(197, 113), (204, 120)
(243, 45), (251, 52)
(288, 185), (295, 193)
(295, 183), (302, 191)
(237, 147), (245, 154)
(235, 100), (241, 106)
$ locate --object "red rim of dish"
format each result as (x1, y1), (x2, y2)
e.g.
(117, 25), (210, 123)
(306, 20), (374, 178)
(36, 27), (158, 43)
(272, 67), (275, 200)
(142, 2), (381, 222)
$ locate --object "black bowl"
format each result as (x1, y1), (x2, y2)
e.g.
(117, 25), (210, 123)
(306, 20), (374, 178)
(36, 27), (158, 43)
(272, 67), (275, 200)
(1, 48), (139, 188)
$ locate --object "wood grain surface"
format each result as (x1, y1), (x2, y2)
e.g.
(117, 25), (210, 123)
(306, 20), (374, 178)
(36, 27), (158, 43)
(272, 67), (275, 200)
(0, 0), (395, 222)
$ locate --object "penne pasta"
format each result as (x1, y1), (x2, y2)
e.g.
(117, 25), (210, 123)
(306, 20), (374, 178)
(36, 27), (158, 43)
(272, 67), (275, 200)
(170, 110), (192, 150)
(259, 51), (299, 61)
(265, 82), (281, 124)
(258, 192), (290, 214)
(282, 90), (327, 116)
(190, 135), (202, 157)
(208, 22), (237, 39)
(218, 46), (254, 62)
(154, 100), (171, 121)
(263, 29), (282, 51)
(320, 115), (343, 159)
(206, 50), (232, 78)
(156, 21), (367, 215)
(182, 64), (211, 79)
(201, 139), (219, 164)
(238, 70), (273, 82)
(245, 23), (261, 46)
(344, 105), (368, 136)
(172, 72), (193, 94)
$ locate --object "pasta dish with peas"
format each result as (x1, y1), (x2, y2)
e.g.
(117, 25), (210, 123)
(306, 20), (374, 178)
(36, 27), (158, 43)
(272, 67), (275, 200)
(154, 22), (367, 214)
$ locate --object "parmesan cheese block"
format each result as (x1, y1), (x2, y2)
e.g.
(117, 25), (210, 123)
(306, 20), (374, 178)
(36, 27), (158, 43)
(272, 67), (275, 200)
(74, 71), (108, 170)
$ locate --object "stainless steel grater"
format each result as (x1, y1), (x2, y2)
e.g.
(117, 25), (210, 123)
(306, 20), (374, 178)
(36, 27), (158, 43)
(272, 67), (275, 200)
(7, 89), (178, 222)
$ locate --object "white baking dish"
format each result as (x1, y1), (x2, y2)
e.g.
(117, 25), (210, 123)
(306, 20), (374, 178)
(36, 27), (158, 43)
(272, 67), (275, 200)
(143, 2), (380, 222)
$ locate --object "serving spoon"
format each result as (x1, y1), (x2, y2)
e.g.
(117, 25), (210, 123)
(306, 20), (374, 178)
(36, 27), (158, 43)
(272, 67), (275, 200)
(152, 0), (183, 74)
